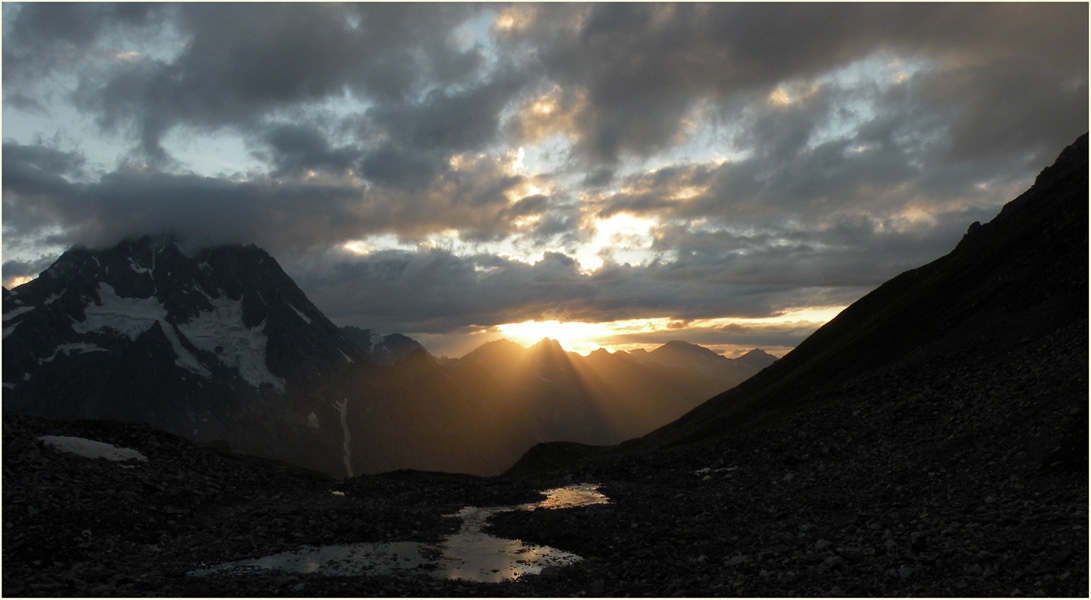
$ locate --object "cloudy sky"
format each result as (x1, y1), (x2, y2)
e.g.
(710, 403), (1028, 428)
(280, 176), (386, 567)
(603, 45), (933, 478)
(2, 3), (1087, 357)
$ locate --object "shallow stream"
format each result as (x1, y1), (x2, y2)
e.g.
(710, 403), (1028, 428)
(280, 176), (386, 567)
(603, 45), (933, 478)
(189, 483), (608, 583)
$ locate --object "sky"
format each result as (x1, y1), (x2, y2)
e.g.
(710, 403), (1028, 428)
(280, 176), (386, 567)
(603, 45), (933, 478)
(2, 3), (1087, 358)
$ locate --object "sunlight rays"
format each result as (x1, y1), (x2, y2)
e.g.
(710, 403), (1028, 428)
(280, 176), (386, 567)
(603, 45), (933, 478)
(497, 320), (605, 354)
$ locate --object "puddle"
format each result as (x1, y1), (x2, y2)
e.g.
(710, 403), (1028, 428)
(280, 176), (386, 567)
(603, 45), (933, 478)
(190, 483), (609, 583)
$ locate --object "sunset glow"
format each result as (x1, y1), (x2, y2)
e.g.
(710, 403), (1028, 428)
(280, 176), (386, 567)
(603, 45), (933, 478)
(2, 3), (1083, 362)
(495, 305), (846, 357)
(5, 276), (34, 289)
(497, 320), (606, 354)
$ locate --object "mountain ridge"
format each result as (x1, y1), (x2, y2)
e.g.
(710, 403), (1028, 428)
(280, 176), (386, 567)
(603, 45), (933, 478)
(507, 132), (1088, 473)
(3, 240), (777, 477)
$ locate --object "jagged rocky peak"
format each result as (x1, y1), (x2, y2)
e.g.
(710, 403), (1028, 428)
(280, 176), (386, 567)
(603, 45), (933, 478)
(3, 234), (377, 476)
(531, 337), (566, 353)
(3, 235), (366, 401)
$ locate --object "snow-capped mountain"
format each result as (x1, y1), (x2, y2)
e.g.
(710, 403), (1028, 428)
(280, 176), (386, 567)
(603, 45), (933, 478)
(2, 235), (371, 476)
(2, 235), (780, 478)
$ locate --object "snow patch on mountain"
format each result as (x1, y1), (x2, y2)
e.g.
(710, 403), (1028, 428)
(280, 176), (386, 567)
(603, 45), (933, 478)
(40, 343), (108, 364)
(4, 306), (35, 321)
(176, 295), (285, 393)
(288, 303), (312, 324)
(160, 323), (210, 377)
(127, 256), (152, 276)
(72, 283), (168, 340)
(333, 398), (353, 478)
(3, 305), (35, 339)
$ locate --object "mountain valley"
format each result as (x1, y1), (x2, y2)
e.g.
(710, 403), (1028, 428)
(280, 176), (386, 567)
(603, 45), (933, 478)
(2, 134), (1087, 597)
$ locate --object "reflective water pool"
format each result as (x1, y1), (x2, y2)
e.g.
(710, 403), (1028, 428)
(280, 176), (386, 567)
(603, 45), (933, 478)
(189, 483), (609, 583)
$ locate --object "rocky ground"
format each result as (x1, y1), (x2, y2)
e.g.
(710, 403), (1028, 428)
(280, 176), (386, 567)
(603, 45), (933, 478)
(3, 318), (1087, 597)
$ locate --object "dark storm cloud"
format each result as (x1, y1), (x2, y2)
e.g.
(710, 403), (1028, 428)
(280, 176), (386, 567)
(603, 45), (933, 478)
(499, 2), (1087, 167)
(1, 139), (558, 256)
(2, 141), (371, 254)
(2, 142), (86, 182)
(52, 3), (490, 164)
(2, 2), (1087, 340)
(2, 2), (167, 87)
(916, 56), (1090, 166)
(358, 143), (446, 190)
(260, 124), (360, 178)
(293, 245), (856, 335)
(366, 68), (527, 154)
(356, 68), (530, 188)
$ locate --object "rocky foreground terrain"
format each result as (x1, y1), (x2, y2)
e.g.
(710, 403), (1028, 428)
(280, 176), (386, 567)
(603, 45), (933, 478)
(3, 312), (1086, 597)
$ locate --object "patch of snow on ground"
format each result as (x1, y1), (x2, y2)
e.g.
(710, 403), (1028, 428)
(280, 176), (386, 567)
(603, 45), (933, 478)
(177, 295), (285, 392)
(39, 436), (148, 462)
(338, 348), (355, 364)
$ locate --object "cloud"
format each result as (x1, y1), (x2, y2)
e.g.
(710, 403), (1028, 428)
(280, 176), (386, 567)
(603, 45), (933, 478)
(290, 244), (862, 337)
(49, 4), (490, 165)
(258, 123), (360, 179)
(1, 138), (571, 256)
(494, 3), (1087, 168)
(1, 2), (1086, 351)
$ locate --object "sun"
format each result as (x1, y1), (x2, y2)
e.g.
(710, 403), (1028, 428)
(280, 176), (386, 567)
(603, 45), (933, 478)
(497, 320), (606, 354)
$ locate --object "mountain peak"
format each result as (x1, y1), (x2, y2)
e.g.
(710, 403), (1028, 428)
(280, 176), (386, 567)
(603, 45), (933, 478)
(532, 337), (565, 352)
(650, 340), (725, 362)
(734, 348), (778, 371)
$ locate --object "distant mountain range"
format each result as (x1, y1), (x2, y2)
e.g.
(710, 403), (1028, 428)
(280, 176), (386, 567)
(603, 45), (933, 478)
(2, 243), (775, 477)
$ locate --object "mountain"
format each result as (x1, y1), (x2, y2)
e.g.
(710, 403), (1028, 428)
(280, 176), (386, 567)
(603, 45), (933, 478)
(340, 326), (428, 366)
(2, 235), (372, 476)
(640, 133), (1088, 449)
(627, 340), (776, 384)
(2, 235), (775, 477)
(731, 348), (779, 371)
(455, 336), (774, 446)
